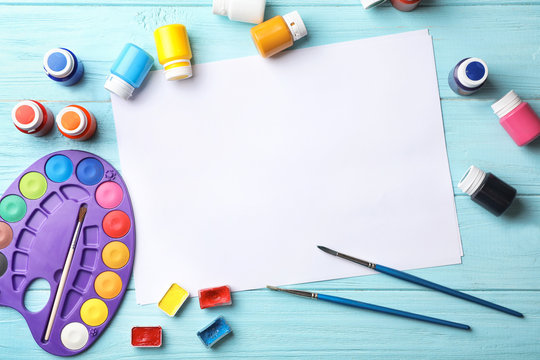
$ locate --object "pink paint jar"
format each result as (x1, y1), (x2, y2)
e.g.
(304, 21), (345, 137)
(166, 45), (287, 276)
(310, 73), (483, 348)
(12, 100), (55, 136)
(390, 0), (422, 12)
(492, 90), (540, 146)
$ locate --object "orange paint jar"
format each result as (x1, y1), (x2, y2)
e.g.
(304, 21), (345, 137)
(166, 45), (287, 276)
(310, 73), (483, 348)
(56, 105), (97, 141)
(250, 11), (307, 58)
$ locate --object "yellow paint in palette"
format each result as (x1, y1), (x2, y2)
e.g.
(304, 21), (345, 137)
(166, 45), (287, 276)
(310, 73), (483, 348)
(158, 283), (189, 316)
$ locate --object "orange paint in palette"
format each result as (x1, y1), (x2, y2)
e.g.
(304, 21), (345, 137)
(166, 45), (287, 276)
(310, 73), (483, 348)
(56, 105), (97, 141)
(0, 150), (135, 356)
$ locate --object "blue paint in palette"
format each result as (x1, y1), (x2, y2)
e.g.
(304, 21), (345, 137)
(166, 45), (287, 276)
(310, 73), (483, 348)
(76, 158), (104, 185)
(45, 155), (74, 183)
(197, 316), (232, 348)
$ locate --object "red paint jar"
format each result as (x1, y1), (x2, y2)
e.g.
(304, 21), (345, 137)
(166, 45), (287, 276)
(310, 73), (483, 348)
(390, 0), (422, 12)
(12, 100), (55, 136)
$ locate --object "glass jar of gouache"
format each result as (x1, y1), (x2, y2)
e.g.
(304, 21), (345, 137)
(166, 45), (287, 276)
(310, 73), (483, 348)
(43, 48), (84, 86)
(154, 24), (193, 81)
(104, 43), (154, 100)
(448, 57), (488, 96)
(250, 11), (307, 58)
(213, 0), (266, 24)
(56, 105), (97, 141)
(11, 100), (55, 137)
(458, 165), (516, 216)
(492, 90), (540, 146)
(390, 0), (422, 11)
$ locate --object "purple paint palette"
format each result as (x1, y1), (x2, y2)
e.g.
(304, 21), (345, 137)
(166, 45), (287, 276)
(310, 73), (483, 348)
(0, 150), (135, 356)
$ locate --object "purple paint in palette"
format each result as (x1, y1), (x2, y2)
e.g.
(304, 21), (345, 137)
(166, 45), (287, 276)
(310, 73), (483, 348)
(0, 150), (135, 356)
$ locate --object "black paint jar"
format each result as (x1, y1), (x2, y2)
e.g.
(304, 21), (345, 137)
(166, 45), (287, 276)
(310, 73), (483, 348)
(458, 166), (517, 216)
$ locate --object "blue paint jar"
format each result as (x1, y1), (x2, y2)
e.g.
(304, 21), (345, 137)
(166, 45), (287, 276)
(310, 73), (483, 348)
(104, 43), (154, 100)
(448, 57), (488, 96)
(43, 48), (84, 86)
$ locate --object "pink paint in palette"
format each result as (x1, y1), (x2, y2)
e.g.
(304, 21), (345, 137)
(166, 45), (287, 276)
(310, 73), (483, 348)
(0, 150), (135, 356)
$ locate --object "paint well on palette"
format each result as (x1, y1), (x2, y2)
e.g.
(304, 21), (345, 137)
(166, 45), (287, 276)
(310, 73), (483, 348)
(76, 158), (104, 185)
(197, 316), (232, 348)
(158, 283), (189, 316)
(199, 285), (232, 309)
(0, 252), (7, 277)
(131, 326), (162, 347)
(94, 271), (122, 299)
(95, 182), (123, 209)
(80, 298), (108, 327)
(0, 222), (13, 249)
(102, 241), (130, 269)
(60, 322), (89, 351)
(19, 172), (48, 200)
(102, 210), (131, 238)
(45, 155), (74, 183)
(0, 195), (27, 223)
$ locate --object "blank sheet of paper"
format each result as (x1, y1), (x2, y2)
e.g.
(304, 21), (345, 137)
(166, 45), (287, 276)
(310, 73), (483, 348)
(111, 30), (462, 305)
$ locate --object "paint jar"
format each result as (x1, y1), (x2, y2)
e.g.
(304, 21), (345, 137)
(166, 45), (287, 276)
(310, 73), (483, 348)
(390, 0), (422, 11)
(43, 48), (84, 86)
(361, 0), (387, 9)
(12, 100), (54, 137)
(213, 0), (266, 24)
(56, 105), (97, 141)
(458, 165), (516, 216)
(250, 11), (307, 58)
(154, 24), (193, 81)
(492, 90), (540, 146)
(448, 58), (488, 96)
(104, 43), (154, 100)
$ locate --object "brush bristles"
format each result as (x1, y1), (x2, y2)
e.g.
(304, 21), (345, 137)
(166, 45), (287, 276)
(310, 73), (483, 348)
(78, 204), (88, 222)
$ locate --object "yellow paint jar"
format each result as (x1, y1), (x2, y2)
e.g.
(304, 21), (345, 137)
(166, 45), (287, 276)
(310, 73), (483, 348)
(250, 11), (307, 58)
(154, 24), (193, 81)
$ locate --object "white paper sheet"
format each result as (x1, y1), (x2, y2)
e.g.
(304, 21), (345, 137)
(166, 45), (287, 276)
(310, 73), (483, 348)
(112, 29), (462, 305)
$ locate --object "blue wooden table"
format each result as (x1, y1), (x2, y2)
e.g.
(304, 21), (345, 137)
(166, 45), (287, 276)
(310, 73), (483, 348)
(1, 0), (539, 358)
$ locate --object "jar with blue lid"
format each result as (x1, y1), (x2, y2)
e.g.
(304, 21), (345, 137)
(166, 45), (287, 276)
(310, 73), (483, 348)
(43, 48), (84, 86)
(448, 57), (488, 96)
(104, 43), (154, 100)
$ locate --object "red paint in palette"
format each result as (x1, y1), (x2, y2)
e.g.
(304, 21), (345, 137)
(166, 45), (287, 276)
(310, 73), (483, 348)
(198, 285), (232, 309)
(131, 326), (162, 347)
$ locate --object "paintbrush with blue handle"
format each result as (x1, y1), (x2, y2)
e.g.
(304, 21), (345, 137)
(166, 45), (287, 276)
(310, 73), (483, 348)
(318, 246), (523, 318)
(266, 285), (470, 330)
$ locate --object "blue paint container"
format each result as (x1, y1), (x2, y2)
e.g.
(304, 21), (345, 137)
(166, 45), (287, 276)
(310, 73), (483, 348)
(104, 43), (154, 100)
(43, 48), (84, 86)
(197, 316), (232, 348)
(448, 57), (488, 96)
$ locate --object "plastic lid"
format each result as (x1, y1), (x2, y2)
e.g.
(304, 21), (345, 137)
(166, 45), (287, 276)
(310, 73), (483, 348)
(492, 90), (522, 119)
(12, 100), (43, 131)
(458, 165), (487, 196)
(212, 0), (228, 16)
(104, 74), (134, 99)
(360, 0), (387, 9)
(43, 48), (75, 78)
(457, 58), (488, 88)
(283, 11), (308, 42)
(163, 59), (192, 81)
(56, 106), (88, 136)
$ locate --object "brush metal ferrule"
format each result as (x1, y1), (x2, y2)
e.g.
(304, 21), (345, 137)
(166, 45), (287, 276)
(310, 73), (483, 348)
(336, 251), (376, 269)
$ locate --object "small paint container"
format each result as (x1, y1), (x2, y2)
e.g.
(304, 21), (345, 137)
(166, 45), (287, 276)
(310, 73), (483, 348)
(158, 283), (189, 316)
(199, 285), (232, 309)
(448, 57), (488, 96)
(104, 43), (154, 100)
(250, 11), (307, 58)
(11, 100), (54, 137)
(458, 165), (516, 216)
(131, 326), (162, 347)
(213, 0), (266, 24)
(197, 316), (232, 348)
(361, 0), (387, 9)
(390, 0), (422, 11)
(154, 24), (193, 81)
(43, 48), (84, 86)
(56, 105), (97, 141)
(492, 90), (540, 146)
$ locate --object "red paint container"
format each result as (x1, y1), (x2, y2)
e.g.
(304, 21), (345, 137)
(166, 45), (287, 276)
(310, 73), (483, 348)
(390, 0), (422, 12)
(131, 326), (162, 347)
(198, 285), (232, 309)
(12, 100), (55, 136)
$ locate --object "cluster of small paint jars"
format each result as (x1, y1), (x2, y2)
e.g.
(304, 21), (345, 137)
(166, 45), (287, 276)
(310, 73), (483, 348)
(12, 48), (97, 141)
